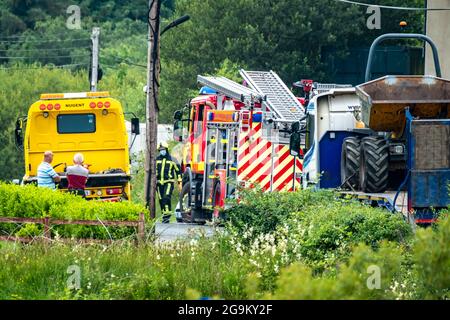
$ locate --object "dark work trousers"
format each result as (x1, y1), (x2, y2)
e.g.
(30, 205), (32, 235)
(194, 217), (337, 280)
(157, 182), (174, 223)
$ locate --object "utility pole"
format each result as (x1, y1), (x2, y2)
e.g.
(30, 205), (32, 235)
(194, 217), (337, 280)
(90, 27), (100, 92)
(144, 0), (161, 219)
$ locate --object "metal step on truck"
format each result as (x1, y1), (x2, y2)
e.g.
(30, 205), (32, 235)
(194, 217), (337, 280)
(301, 33), (450, 225)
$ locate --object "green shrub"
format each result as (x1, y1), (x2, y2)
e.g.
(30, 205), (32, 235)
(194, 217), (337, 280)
(253, 217), (450, 300)
(412, 215), (450, 299)
(226, 188), (412, 272)
(15, 224), (42, 238)
(0, 183), (148, 239)
(287, 199), (412, 271)
(225, 188), (335, 239)
(259, 241), (404, 300)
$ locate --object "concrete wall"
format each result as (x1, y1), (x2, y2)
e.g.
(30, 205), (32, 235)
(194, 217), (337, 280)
(425, 0), (450, 78)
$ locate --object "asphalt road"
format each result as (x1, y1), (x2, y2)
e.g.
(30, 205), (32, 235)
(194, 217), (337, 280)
(154, 222), (220, 242)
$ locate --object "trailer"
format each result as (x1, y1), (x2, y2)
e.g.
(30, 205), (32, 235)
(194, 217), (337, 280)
(338, 191), (415, 223)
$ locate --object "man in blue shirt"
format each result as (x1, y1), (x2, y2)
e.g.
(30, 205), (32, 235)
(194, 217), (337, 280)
(37, 151), (61, 189)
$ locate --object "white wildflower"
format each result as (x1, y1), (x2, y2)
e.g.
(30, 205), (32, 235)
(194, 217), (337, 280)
(189, 238), (198, 247)
(271, 246), (277, 257)
(249, 259), (259, 267)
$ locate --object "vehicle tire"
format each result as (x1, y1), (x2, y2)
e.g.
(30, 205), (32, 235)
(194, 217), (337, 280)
(359, 136), (389, 193)
(179, 182), (194, 223)
(340, 137), (361, 189)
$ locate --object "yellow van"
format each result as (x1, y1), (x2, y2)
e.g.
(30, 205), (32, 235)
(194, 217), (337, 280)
(15, 91), (140, 200)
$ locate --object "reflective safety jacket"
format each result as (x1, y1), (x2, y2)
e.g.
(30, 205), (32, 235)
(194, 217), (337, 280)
(156, 154), (182, 184)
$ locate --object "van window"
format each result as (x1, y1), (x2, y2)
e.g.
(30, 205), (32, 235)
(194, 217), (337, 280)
(57, 114), (96, 134)
(306, 114), (315, 150)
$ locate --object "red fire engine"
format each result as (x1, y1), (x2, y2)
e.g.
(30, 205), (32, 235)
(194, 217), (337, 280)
(173, 70), (306, 223)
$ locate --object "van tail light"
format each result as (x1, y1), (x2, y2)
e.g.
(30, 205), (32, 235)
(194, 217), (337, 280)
(106, 188), (122, 195)
(102, 197), (120, 202)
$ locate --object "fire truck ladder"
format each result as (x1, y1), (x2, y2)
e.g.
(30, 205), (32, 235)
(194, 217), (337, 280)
(313, 82), (352, 94)
(203, 123), (239, 210)
(197, 75), (264, 107)
(239, 69), (305, 122)
(293, 80), (353, 99)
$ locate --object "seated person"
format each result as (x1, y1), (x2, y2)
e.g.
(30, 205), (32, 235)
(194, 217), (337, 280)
(66, 153), (89, 198)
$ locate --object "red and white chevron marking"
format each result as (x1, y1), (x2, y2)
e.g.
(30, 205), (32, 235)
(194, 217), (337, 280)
(237, 122), (302, 191)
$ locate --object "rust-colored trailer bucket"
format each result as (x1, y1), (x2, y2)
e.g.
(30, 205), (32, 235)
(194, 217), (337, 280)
(356, 75), (450, 135)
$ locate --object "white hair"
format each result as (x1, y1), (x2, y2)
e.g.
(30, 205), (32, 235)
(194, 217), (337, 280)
(73, 153), (84, 164)
(43, 150), (53, 162)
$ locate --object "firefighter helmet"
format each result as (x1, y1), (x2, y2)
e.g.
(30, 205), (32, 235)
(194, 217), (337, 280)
(158, 141), (169, 150)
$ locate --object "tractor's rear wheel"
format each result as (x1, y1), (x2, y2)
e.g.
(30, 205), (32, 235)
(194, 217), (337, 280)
(179, 182), (194, 223)
(359, 136), (389, 193)
(341, 137), (361, 189)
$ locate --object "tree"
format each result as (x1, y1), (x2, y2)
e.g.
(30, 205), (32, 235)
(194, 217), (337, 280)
(157, 0), (425, 123)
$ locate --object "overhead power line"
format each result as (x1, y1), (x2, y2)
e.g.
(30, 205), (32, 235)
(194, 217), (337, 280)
(334, 0), (450, 10)
(0, 37), (90, 44)
(0, 54), (89, 59)
(0, 63), (90, 71)
(0, 46), (91, 53)
(0, 31), (90, 40)
(101, 54), (147, 68)
(101, 63), (120, 70)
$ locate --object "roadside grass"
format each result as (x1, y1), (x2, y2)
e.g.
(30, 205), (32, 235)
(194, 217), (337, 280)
(0, 214), (448, 300)
(0, 188), (448, 300)
(0, 236), (249, 300)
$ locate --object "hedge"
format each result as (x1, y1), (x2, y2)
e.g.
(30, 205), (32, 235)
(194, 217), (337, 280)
(225, 188), (413, 272)
(0, 183), (148, 239)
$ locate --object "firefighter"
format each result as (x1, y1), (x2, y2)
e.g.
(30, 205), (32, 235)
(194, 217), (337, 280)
(156, 142), (182, 223)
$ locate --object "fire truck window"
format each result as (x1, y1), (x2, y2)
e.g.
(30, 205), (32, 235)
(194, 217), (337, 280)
(190, 107), (196, 133)
(194, 105), (205, 138)
(198, 105), (204, 121)
(57, 114), (96, 134)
